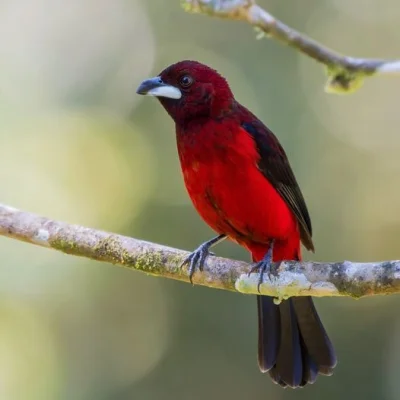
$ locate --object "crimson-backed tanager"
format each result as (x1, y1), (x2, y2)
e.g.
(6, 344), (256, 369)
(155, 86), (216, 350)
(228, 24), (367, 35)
(136, 60), (337, 388)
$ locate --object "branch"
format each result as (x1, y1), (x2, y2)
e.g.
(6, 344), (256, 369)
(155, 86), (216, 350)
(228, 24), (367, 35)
(1, 203), (399, 300)
(182, 0), (400, 94)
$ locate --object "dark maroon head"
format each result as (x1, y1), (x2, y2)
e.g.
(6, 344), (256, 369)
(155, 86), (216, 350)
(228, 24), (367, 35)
(136, 60), (234, 123)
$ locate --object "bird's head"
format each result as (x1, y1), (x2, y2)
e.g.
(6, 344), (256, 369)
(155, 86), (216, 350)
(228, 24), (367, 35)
(136, 60), (234, 123)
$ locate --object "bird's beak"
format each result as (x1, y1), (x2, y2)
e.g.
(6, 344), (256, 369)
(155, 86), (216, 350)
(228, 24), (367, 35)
(136, 76), (182, 99)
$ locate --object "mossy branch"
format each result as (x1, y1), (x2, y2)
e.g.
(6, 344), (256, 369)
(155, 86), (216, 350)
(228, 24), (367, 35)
(1, 203), (400, 301)
(182, 0), (400, 94)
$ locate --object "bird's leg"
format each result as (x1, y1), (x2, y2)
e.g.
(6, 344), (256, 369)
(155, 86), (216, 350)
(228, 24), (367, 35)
(249, 240), (277, 293)
(181, 234), (227, 284)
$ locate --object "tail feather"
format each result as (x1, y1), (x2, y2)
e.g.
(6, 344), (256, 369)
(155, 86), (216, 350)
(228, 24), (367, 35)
(252, 241), (336, 388)
(272, 299), (303, 388)
(292, 297), (337, 371)
(268, 367), (287, 388)
(300, 336), (318, 386)
(257, 296), (336, 388)
(257, 295), (280, 372)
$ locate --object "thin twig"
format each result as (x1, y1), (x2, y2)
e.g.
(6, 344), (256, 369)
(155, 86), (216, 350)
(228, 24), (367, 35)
(182, 0), (400, 94)
(0, 203), (399, 301)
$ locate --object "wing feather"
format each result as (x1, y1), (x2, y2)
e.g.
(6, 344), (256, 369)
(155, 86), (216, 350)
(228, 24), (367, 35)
(240, 117), (314, 251)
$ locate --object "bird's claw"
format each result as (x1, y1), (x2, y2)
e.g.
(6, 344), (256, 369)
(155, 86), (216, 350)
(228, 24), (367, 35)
(180, 234), (227, 285)
(247, 241), (276, 293)
(250, 261), (277, 293)
(181, 243), (213, 284)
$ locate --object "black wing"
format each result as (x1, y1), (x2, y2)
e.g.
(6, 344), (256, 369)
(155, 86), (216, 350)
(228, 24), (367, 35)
(241, 118), (314, 252)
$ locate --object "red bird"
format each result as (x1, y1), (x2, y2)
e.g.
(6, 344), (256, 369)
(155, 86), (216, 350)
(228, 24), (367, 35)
(136, 60), (337, 388)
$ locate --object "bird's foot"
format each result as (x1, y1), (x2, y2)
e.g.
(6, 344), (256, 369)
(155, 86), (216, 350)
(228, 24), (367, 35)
(181, 242), (212, 284)
(248, 240), (277, 292)
(181, 234), (227, 284)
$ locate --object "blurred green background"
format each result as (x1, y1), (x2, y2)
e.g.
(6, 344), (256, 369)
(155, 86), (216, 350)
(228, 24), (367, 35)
(0, 0), (399, 399)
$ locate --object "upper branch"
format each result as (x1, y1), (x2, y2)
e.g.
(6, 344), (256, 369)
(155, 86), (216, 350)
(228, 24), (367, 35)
(182, 0), (400, 94)
(0, 203), (399, 300)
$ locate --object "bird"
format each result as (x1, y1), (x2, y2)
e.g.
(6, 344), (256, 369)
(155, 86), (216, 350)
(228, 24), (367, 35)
(136, 60), (337, 388)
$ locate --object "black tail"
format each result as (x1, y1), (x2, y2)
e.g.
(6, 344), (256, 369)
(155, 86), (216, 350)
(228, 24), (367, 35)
(257, 295), (336, 388)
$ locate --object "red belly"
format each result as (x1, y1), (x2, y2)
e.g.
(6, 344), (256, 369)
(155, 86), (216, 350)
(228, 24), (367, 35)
(177, 126), (299, 249)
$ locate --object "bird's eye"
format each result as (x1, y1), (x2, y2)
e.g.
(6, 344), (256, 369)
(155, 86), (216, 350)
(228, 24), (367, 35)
(179, 75), (193, 88)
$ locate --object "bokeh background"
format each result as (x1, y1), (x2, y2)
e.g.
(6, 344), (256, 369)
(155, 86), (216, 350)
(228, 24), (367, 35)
(0, 0), (399, 398)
